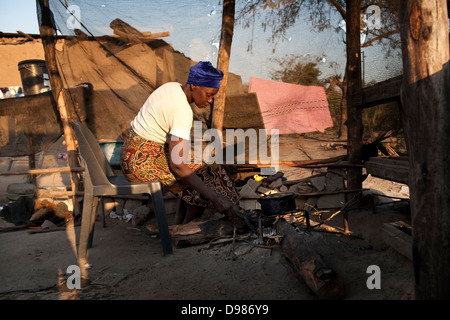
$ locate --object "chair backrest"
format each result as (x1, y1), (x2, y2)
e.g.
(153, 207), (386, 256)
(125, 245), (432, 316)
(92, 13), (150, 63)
(72, 122), (115, 185)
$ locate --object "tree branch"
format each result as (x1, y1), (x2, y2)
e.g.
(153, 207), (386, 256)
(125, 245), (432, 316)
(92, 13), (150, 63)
(328, 0), (346, 19)
(361, 28), (399, 47)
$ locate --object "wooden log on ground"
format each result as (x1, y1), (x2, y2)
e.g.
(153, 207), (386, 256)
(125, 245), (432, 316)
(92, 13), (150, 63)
(275, 219), (344, 299)
(147, 219), (237, 247)
(381, 221), (412, 260)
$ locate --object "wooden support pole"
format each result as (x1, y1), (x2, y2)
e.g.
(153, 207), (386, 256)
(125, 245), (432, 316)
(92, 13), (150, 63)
(345, 0), (363, 192)
(212, 0), (235, 132)
(56, 91), (82, 206)
(27, 135), (36, 185)
(344, 0), (363, 233)
(37, 0), (81, 215)
(399, 0), (450, 299)
(38, 0), (63, 100)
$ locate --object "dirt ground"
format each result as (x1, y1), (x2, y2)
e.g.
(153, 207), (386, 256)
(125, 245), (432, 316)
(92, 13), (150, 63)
(0, 133), (415, 302)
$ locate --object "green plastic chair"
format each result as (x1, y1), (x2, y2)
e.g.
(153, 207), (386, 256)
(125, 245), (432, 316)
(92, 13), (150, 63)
(72, 122), (173, 260)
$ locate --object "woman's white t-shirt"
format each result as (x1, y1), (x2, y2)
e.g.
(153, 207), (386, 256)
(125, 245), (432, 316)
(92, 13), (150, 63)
(131, 82), (193, 144)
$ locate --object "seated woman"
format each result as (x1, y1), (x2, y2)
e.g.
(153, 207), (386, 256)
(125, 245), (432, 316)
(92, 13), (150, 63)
(120, 61), (241, 224)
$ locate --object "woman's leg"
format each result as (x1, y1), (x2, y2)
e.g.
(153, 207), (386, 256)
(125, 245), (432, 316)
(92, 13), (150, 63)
(183, 205), (206, 224)
(120, 129), (240, 224)
(174, 199), (206, 224)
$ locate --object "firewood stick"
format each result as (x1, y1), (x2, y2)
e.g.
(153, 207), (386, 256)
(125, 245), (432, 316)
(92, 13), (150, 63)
(231, 225), (237, 259)
(321, 192), (361, 223)
(0, 167), (84, 175)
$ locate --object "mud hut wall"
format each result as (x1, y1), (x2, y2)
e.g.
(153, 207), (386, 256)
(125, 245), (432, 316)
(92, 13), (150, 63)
(0, 38), (46, 87)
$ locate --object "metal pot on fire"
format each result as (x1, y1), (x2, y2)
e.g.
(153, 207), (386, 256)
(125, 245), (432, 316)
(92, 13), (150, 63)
(257, 192), (297, 216)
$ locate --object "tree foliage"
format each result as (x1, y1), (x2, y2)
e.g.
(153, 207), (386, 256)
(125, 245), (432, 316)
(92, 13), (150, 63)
(270, 54), (322, 85)
(238, 0), (401, 54)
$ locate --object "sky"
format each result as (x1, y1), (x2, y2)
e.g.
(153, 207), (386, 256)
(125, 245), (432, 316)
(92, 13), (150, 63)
(0, 0), (402, 85)
(0, 0), (39, 34)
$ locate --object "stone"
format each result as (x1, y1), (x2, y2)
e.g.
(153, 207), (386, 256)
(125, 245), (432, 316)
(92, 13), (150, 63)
(289, 182), (313, 194)
(124, 199), (144, 213)
(257, 187), (279, 195)
(266, 171), (284, 183)
(41, 219), (58, 230)
(325, 172), (345, 191)
(239, 184), (259, 197)
(295, 197), (306, 210)
(132, 205), (151, 226)
(268, 178), (283, 189)
(245, 178), (262, 192)
(238, 199), (261, 211)
(257, 186), (272, 194)
(317, 194), (346, 209)
(304, 197), (318, 212)
(311, 175), (326, 191)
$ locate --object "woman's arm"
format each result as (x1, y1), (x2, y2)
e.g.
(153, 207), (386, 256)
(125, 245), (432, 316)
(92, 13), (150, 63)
(168, 135), (234, 214)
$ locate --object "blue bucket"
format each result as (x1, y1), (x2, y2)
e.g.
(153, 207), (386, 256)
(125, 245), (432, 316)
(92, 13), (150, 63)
(99, 141), (124, 166)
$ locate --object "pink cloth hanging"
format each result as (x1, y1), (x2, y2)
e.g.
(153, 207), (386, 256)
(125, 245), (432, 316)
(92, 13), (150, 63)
(248, 77), (333, 135)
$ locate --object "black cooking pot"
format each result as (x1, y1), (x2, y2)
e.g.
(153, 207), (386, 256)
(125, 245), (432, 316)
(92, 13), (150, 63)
(257, 192), (297, 216)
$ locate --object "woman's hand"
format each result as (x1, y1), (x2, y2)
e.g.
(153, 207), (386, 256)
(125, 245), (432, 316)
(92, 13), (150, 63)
(211, 194), (244, 225)
(168, 136), (243, 224)
(210, 193), (234, 214)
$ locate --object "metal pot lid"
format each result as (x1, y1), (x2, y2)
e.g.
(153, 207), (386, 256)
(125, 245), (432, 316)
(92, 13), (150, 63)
(259, 192), (295, 200)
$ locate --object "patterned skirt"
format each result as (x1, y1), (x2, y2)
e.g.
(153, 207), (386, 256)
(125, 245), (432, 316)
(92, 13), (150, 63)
(120, 128), (239, 207)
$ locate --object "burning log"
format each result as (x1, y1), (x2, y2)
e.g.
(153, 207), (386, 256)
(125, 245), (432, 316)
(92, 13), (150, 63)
(275, 219), (344, 300)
